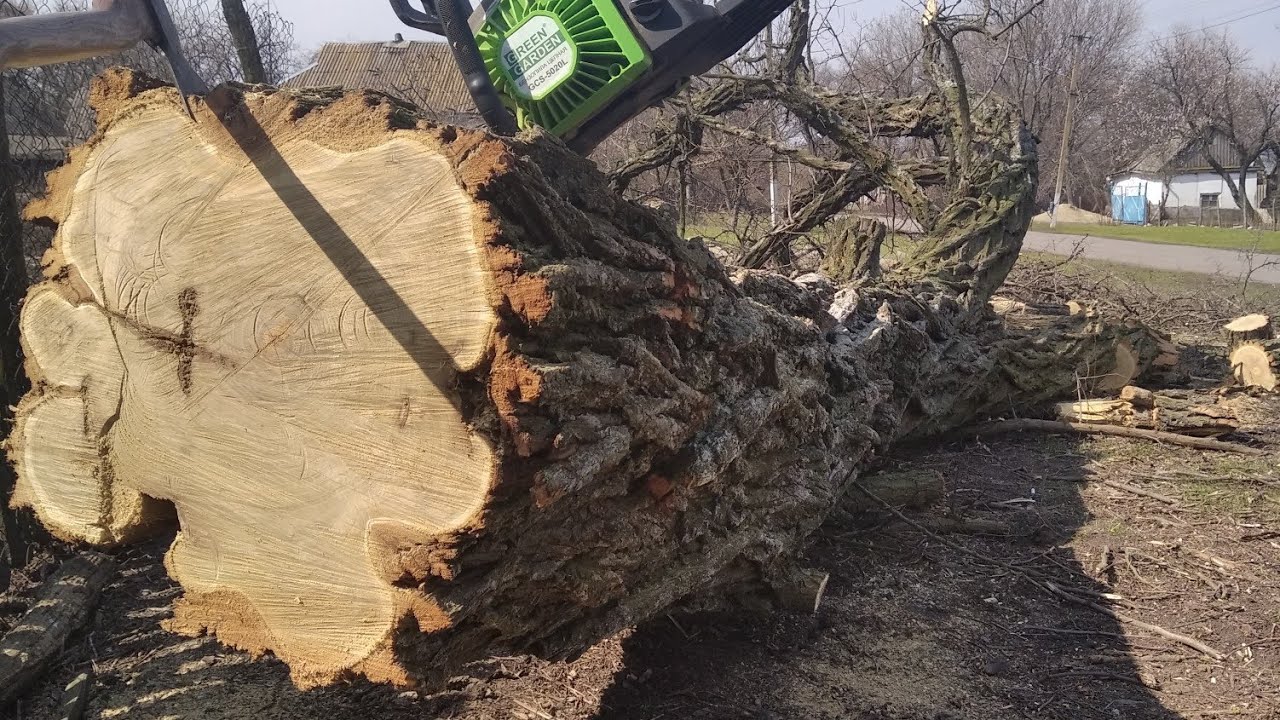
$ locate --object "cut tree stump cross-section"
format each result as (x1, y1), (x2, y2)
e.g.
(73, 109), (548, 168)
(1224, 314), (1277, 391)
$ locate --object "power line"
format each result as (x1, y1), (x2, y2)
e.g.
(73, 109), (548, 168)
(1139, 0), (1280, 46)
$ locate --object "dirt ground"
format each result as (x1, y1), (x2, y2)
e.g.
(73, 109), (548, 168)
(2, 254), (1278, 720)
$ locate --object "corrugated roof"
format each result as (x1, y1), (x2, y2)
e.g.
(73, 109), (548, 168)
(281, 40), (475, 118)
(1168, 132), (1256, 172)
(1129, 130), (1262, 176)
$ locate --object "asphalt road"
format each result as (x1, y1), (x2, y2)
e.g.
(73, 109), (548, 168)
(1022, 231), (1280, 286)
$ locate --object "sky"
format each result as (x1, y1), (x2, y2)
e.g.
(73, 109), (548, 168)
(270, 0), (1280, 63)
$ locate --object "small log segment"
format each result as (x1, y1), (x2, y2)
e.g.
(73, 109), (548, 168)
(1055, 386), (1240, 437)
(0, 553), (115, 707)
(1224, 315), (1277, 391)
(821, 217), (886, 282)
(7, 71), (1178, 688)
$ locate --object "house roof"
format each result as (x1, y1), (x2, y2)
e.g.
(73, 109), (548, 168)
(1127, 130), (1264, 177)
(281, 39), (475, 121)
(1128, 135), (1191, 176)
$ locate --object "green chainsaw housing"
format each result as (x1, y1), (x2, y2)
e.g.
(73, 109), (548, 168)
(473, 0), (651, 137)
(391, 0), (798, 151)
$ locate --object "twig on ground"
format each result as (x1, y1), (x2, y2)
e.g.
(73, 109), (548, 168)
(1099, 479), (1178, 505)
(1093, 545), (1112, 578)
(1021, 626), (1128, 639)
(1047, 669), (1159, 689)
(852, 481), (1227, 662)
(969, 418), (1267, 455)
(1043, 582), (1226, 660)
(58, 671), (93, 720)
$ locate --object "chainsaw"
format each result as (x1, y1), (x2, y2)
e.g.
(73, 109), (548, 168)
(0, 0), (794, 152)
(389, 0), (797, 152)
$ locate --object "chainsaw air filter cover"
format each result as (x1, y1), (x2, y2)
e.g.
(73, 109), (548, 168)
(474, 0), (651, 137)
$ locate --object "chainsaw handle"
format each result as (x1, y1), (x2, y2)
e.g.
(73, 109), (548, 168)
(388, 0), (443, 35)
(388, 0), (518, 137)
(0, 0), (153, 69)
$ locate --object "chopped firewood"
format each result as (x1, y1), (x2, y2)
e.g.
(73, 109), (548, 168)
(1229, 341), (1278, 392)
(1055, 387), (1241, 437)
(1224, 314), (1273, 344)
(58, 671), (94, 720)
(766, 566), (831, 614)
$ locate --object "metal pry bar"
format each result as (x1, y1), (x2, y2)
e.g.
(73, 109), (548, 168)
(0, 0), (207, 117)
(141, 0), (208, 116)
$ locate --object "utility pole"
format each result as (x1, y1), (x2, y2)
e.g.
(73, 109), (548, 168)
(764, 21), (779, 226)
(1050, 34), (1087, 229)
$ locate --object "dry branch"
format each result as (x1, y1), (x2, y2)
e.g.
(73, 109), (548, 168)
(1097, 479), (1176, 505)
(1042, 582), (1225, 661)
(0, 552), (115, 706)
(853, 479), (1226, 662)
(970, 419), (1265, 455)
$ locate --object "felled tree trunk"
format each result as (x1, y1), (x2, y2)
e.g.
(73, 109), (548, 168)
(8, 71), (1171, 689)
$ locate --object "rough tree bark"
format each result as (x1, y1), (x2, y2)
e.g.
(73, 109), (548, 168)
(221, 0), (267, 84)
(821, 218), (885, 282)
(7, 70), (1173, 689)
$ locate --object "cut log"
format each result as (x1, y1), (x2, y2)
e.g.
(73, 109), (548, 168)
(1224, 314), (1273, 345)
(1054, 387), (1240, 437)
(7, 71), (1177, 689)
(821, 217), (886, 282)
(765, 566), (830, 614)
(1224, 315), (1277, 391)
(1229, 341), (1279, 391)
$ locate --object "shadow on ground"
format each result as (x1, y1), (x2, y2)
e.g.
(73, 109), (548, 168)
(596, 437), (1184, 720)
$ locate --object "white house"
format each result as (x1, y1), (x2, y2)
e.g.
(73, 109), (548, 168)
(1108, 132), (1276, 225)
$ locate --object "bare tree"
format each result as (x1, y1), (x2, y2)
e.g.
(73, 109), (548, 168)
(221, 0), (267, 83)
(847, 0), (1151, 211)
(610, 0), (1047, 306)
(170, 0), (299, 85)
(1154, 29), (1280, 227)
